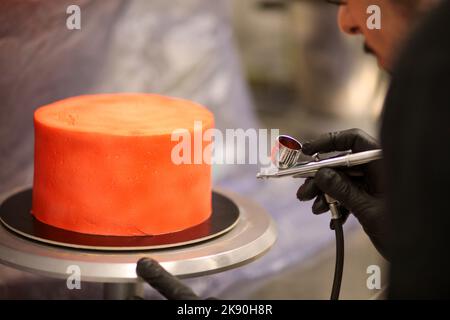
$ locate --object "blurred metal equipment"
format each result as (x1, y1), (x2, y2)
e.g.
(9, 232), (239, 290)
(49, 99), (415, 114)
(0, 188), (276, 299)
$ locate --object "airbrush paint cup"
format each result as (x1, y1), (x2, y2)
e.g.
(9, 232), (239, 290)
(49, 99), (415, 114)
(271, 135), (303, 169)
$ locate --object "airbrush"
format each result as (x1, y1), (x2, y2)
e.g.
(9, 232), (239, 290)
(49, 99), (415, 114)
(257, 135), (382, 179)
(257, 134), (383, 300)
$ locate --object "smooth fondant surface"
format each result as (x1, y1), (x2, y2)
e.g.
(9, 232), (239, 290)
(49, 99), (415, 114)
(32, 94), (213, 236)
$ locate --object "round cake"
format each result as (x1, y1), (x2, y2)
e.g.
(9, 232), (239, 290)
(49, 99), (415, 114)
(32, 94), (214, 236)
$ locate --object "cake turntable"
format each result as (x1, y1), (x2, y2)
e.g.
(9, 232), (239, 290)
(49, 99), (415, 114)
(0, 187), (277, 299)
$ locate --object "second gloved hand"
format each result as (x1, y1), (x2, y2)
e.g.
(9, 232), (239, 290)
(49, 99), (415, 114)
(136, 258), (218, 300)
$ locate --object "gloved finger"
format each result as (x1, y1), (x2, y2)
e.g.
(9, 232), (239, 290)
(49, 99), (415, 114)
(293, 173), (315, 179)
(136, 258), (200, 300)
(297, 178), (321, 201)
(342, 167), (365, 177)
(312, 194), (329, 214)
(314, 168), (371, 214)
(301, 129), (379, 156)
(341, 207), (350, 224)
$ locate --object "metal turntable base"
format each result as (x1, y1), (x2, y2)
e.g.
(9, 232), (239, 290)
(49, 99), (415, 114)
(0, 187), (277, 299)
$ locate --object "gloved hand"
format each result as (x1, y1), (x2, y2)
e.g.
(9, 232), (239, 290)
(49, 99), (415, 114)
(136, 258), (217, 300)
(296, 129), (390, 260)
(136, 258), (200, 300)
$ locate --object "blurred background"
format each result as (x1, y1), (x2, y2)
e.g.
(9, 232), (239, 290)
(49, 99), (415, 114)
(0, 0), (388, 299)
(234, 0), (388, 138)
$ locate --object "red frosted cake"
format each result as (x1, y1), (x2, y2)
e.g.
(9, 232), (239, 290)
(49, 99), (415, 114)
(32, 94), (214, 236)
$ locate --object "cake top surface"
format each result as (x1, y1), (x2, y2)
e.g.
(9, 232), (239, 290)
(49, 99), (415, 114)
(34, 94), (214, 136)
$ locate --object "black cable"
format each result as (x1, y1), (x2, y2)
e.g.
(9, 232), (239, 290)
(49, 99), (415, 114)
(330, 217), (344, 300)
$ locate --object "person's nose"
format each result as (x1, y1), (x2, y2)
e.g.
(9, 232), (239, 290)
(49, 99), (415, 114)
(337, 6), (360, 35)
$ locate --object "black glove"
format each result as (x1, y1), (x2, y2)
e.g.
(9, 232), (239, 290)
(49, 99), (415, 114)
(136, 258), (220, 300)
(136, 258), (201, 300)
(296, 129), (390, 260)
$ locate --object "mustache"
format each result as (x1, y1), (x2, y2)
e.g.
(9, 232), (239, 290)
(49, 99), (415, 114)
(364, 43), (376, 55)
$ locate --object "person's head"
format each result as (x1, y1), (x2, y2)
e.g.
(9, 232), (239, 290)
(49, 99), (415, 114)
(331, 0), (441, 70)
